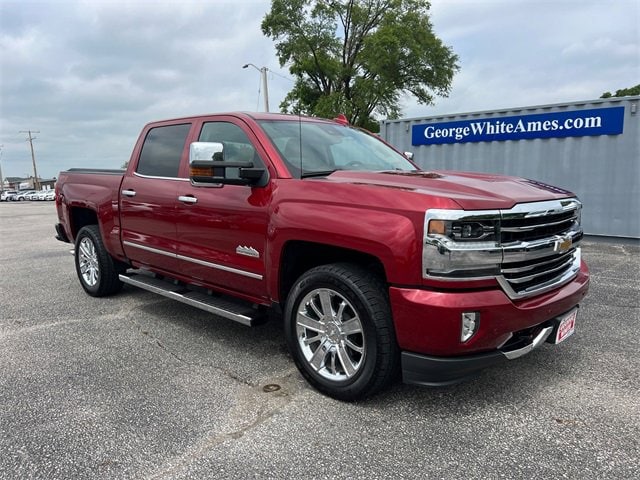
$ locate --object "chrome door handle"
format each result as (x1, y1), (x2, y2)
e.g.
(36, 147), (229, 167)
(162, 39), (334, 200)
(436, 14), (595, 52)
(178, 195), (198, 204)
(121, 189), (136, 197)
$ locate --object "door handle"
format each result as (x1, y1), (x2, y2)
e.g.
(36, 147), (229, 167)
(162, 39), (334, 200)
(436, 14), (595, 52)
(121, 189), (136, 197)
(178, 195), (198, 204)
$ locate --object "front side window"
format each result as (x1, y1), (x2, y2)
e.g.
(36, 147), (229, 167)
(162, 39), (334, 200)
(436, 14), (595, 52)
(199, 122), (263, 165)
(199, 122), (264, 180)
(137, 123), (191, 178)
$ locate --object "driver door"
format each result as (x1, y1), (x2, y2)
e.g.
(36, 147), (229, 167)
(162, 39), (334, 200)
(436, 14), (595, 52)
(174, 118), (271, 300)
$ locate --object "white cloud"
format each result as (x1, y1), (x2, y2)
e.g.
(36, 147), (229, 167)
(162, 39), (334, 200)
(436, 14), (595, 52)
(0, 0), (638, 178)
(0, 0), (290, 178)
(416, 0), (640, 116)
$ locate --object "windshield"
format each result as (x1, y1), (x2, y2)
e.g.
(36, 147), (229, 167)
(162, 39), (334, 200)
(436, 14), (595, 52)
(258, 120), (417, 178)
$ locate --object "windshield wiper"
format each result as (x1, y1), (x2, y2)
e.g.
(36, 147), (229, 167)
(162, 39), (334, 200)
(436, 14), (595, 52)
(301, 169), (339, 178)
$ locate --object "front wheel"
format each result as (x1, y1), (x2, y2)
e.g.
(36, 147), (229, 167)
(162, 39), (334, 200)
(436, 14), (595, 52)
(284, 263), (399, 401)
(74, 225), (124, 297)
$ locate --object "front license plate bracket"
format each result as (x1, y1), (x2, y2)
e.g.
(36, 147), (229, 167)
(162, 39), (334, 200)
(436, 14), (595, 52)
(547, 307), (578, 344)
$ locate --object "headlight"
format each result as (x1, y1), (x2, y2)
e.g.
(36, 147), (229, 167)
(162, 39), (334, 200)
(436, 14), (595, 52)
(423, 210), (502, 280)
(427, 219), (497, 241)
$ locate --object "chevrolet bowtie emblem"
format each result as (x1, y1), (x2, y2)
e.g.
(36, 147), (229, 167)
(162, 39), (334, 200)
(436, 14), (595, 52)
(554, 236), (572, 253)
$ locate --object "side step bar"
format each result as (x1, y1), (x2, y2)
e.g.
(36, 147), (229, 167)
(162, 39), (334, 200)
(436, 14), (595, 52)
(119, 272), (263, 326)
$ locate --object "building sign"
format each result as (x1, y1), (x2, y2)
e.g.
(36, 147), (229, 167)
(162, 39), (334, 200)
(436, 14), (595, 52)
(411, 106), (625, 146)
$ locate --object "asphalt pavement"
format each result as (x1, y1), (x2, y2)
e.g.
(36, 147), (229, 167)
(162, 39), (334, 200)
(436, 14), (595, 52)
(0, 201), (638, 479)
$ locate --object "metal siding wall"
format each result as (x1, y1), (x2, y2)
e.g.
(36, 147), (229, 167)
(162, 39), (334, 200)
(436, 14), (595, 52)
(381, 98), (640, 238)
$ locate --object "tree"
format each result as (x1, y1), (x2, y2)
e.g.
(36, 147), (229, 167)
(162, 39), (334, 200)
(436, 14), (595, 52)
(600, 84), (640, 98)
(262, 0), (459, 130)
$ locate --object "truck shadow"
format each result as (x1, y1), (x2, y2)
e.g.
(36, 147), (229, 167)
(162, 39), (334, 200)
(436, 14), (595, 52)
(122, 286), (579, 412)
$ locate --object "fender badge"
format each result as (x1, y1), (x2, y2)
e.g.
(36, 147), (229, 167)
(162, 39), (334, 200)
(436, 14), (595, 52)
(236, 246), (260, 258)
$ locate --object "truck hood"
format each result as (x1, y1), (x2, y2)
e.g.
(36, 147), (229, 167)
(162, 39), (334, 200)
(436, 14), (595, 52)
(322, 170), (576, 210)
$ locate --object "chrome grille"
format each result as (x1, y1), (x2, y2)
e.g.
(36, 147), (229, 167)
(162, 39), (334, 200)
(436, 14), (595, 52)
(497, 199), (582, 299)
(501, 209), (578, 243)
(423, 198), (584, 300)
(499, 249), (580, 298)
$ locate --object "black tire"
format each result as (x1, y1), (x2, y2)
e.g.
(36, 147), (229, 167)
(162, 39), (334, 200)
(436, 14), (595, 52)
(74, 225), (124, 297)
(284, 263), (399, 401)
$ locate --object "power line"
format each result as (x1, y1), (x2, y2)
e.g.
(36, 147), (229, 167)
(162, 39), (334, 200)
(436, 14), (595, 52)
(255, 74), (262, 112)
(269, 70), (294, 83)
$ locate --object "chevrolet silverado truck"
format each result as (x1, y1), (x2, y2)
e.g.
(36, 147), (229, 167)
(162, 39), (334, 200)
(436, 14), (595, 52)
(55, 112), (589, 400)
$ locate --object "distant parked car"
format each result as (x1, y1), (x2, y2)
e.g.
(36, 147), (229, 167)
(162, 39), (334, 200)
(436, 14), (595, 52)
(25, 191), (40, 200)
(1, 190), (18, 201)
(36, 190), (50, 201)
(45, 190), (55, 201)
(15, 191), (36, 201)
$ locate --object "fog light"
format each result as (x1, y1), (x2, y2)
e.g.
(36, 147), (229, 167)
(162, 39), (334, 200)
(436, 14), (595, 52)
(461, 312), (480, 342)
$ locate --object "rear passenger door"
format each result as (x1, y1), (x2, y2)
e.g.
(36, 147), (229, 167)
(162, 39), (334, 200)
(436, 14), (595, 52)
(120, 122), (193, 274)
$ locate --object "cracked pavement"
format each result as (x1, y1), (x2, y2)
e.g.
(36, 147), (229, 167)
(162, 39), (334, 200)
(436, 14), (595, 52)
(1, 202), (638, 479)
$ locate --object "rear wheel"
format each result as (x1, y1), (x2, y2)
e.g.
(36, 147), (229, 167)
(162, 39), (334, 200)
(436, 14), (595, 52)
(74, 225), (124, 297)
(284, 263), (399, 401)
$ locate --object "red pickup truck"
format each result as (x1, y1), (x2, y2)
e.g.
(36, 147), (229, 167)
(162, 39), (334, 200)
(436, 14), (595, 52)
(55, 112), (589, 400)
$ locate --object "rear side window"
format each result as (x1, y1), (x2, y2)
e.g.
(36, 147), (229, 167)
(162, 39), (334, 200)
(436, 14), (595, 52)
(137, 123), (191, 178)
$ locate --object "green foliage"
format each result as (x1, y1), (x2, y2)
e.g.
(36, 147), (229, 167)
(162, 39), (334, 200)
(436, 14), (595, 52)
(600, 84), (640, 98)
(262, 0), (459, 127)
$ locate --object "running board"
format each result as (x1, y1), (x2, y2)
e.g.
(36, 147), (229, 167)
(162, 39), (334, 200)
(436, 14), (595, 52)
(119, 272), (262, 326)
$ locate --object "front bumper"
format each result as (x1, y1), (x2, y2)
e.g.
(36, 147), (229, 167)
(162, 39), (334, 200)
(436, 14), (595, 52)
(402, 321), (555, 385)
(390, 261), (589, 385)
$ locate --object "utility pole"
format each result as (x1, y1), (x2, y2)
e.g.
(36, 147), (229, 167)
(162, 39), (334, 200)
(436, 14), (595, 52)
(19, 130), (40, 190)
(242, 63), (270, 112)
(0, 145), (4, 191)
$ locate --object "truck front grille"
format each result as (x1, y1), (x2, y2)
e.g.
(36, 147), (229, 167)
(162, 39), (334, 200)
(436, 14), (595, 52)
(496, 199), (583, 299)
(500, 209), (579, 243)
(423, 198), (584, 300)
(499, 248), (581, 299)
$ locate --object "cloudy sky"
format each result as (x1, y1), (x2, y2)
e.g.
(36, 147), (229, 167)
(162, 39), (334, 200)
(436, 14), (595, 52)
(1, 0), (638, 180)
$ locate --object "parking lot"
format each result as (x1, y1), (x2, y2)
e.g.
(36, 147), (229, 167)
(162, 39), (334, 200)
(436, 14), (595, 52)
(0, 201), (638, 479)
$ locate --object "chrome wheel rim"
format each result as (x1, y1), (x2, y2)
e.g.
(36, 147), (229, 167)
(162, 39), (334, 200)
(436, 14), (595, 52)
(78, 237), (99, 287)
(296, 288), (365, 382)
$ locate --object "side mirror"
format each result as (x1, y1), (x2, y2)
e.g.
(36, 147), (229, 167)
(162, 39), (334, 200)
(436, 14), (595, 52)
(189, 142), (266, 186)
(190, 141), (225, 163)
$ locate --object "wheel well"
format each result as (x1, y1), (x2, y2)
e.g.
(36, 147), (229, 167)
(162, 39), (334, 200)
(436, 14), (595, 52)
(279, 241), (387, 303)
(70, 207), (98, 238)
